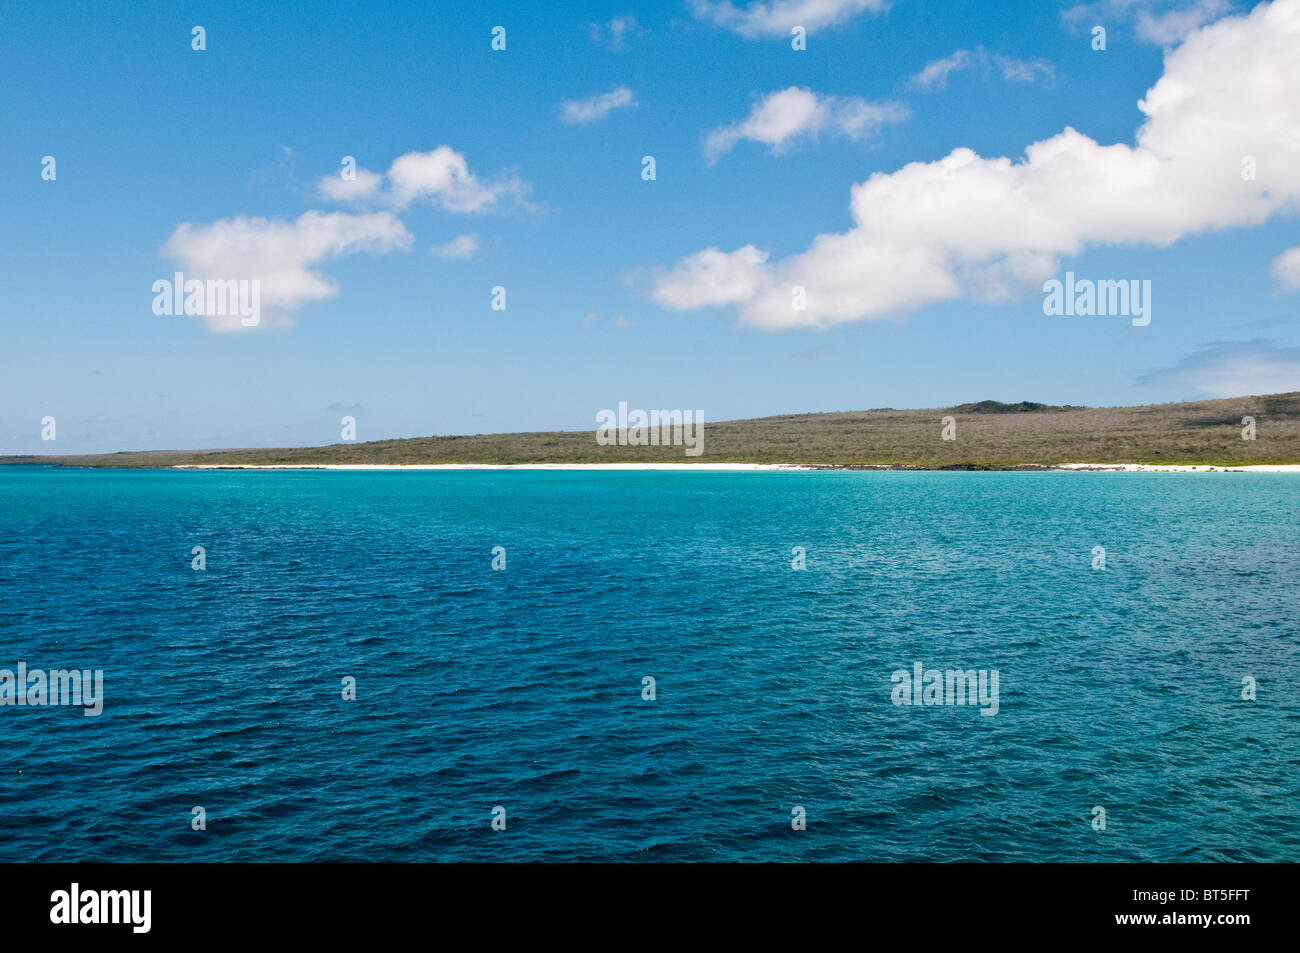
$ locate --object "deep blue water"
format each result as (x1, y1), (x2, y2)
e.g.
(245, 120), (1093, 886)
(1, 466), (1297, 862)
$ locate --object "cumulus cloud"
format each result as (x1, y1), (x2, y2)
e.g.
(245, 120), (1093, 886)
(1137, 0), (1236, 43)
(162, 211), (412, 331)
(317, 146), (529, 214)
(654, 246), (773, 308)
(654, 0), (1300, 330)
(560, 87), (638, 124)
(704, 87), (909, 161)
(388, 148), (527, 213)
(1139, 340), (1300, 396)
(690, 0), (890, 37)
(909, 48), (1055, 91)
(1270, 246), (1300, 292)
(1062, 0), (1235, 45)
(429, 233), (479, 260)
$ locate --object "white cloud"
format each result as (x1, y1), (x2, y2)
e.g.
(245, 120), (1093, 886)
(652, 246), (772, 307)
(561, 87), (638, 124)
(388, 147), (526, 213)
(162, 211), (412, 331)
(1270, 246), (1300, 292)
(909, 47), (1054, 90)
(1062, 0), (1235, 46)
(991, 53), (1054, 84)
(704, 87), (909, 161)
(909, 50), (972, 90)
(1137, 0), (1234, 44)
(1141, 341), (1300, 396)
(588, 15), (638, 49)
(690, 0), (890, 38)
(317, 146), (529, 214)
(430, 233), (479, 260)
(654, 0), (1300, 330)
(318, 168), (383, 202)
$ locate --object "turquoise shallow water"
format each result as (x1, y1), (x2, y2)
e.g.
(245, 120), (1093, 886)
(0, 466), (1297, 861)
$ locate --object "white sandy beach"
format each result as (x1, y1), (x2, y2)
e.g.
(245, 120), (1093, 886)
(1056, 463), (1300, 473)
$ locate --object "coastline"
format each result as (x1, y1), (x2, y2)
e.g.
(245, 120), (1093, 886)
(168, 462), (1300, 472)
(5, 394), (1298, 471)
(171, 462), (812, 471)
(1054, 463), (1300, 472)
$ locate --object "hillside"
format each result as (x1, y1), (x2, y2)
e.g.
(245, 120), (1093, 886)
(4, 393), (1299, 468)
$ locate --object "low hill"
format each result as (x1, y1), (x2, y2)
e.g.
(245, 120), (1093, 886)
(3, 393), (1299, 468)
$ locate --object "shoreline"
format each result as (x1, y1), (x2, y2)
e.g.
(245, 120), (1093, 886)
(167, 462), (1300, 473)
(1053, 463), (1300, 473)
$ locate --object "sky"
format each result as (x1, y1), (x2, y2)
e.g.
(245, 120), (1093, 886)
(2, 0), (1299, 453)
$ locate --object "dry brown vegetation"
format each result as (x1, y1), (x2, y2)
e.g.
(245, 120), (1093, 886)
(5, 393), (1299, 468)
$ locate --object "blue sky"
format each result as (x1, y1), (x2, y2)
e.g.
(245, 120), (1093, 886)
(3, 0), (1298, 452)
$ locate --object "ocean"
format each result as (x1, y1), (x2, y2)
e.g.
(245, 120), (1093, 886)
(1, 466), (1297, 861)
